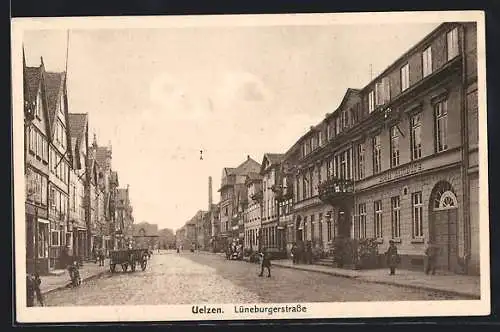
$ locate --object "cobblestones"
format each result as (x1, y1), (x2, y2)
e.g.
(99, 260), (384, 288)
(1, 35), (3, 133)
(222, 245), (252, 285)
(44, 251), (464, 306)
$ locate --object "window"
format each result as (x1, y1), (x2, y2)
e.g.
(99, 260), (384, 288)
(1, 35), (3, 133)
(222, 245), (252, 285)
(335, 117), (341, 134)
(357, 143), (365, 179)
(467, 90), (479, 146)
(36, 92), (42, 118)
(318, 131), (323, 147)
(51, 230), (60, 246)
(318, 213), (323, 243)
(327, 217), (332, 241)
(391, 196), (401, 239)
(410, 113), (423, 160)
(340, 151), (346, 179)
(309, 168), (314, 197)
(346, 149), (352, 180)
(358, 203), (367, 239)
(303, 216), (308, 241)
(372, 135), (382, 174)
(422, 46), (433, 77)
(38, 223), (49, 258)
(317, 164), (322, 186)
(374, 200), (383, 238)
(368, 90), (375, 113)
(342, 110), (349, 129)
(36, 131), (42, 158)
(434, 100), (448, 152)
(401, 63), (410, 92)
(447, 27), (459, 61)
(412, 192), (424, 238)
(326, 123), (331, 140)
(311, 214), (315, 242)
(390, 125), (400, 167)
(42, 137), (48, 162)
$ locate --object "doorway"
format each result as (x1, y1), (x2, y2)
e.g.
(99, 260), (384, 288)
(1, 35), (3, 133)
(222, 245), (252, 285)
(429, 181), (459, 272)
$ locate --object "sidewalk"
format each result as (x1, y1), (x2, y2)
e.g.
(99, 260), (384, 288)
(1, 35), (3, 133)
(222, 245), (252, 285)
(271, 259), (480, 299)
(39, 259), (110, 296)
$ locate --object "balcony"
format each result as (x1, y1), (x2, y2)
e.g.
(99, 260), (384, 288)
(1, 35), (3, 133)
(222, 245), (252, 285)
(318, 178), (354, 205)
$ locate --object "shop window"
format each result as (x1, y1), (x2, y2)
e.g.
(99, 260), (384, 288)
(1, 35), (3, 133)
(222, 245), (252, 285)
(38, 223), (49, 258)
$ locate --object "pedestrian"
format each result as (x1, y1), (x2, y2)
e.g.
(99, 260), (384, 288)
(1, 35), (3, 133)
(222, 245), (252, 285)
(425, 240), (439, 275)
(33, 272), (44, 306)
(291, 243), (297, 264)
(26, 274), (35, 307)
(385, 240), (400, 275)
(258, 248), (272, 278)
(98, 247), (105, 266)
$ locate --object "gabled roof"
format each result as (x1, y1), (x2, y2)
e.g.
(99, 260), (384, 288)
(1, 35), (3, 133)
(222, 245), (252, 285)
(44, 71), (66, 130)
(260, 153), (285, 174)
(95, 147), (110, 167)
(233, 156), (261, 175)
(325, 88), (361, 121)
(24, 66), (41, 102)
(68, 113), (88, 141)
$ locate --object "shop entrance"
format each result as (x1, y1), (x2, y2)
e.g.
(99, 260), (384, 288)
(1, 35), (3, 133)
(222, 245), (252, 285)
(429, 181), (459, 272)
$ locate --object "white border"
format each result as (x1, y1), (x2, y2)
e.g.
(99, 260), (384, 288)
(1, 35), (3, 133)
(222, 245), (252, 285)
(12, 11), (490, 323)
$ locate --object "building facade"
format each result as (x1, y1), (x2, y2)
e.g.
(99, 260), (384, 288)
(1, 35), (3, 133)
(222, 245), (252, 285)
(46, 70), (72, 270)
(217, 156), (261, 247)
(68, 113), (89, 260)
(116, 186), (135, 248)
(290, 22), (479, 275)
(24, 57), (51, 274)
(244, 173), (263, 252)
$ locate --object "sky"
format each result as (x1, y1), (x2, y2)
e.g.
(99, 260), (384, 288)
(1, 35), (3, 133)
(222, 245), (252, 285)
(23, 21), (440, 231)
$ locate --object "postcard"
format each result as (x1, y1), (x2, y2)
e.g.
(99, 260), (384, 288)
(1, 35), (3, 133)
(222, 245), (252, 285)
(12, 11), (490, 323)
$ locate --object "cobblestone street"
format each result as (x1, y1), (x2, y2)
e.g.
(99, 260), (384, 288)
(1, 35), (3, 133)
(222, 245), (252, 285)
(44, 251), (464, 306)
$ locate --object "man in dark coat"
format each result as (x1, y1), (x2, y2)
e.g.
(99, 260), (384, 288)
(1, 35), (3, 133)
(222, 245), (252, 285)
(385, 240), (400, 275)
(258, 248), (271, 277)
(291, 243), (298, 264)
(425, 240), (439, 275)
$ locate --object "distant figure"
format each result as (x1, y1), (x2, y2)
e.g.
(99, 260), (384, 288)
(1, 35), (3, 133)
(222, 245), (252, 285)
(26, 272), (44, 307)
(258, 248), (271, 278)
(291, 243), (298, 264)
(425, 240), (439, 275)
(385, 240), (400, 275)
(98, 247), (105, 266)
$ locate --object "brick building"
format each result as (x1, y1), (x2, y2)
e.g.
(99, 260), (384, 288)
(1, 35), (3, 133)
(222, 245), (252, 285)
(289, 22), (479, 275)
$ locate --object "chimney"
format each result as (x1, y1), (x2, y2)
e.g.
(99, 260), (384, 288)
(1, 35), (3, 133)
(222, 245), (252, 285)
(208, 176), (213, 211)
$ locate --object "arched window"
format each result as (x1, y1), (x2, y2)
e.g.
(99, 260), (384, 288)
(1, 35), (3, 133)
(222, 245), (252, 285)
(432, 181), (458, 210)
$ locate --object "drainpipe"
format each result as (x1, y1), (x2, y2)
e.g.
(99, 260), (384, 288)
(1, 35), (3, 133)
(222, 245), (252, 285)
(459, 24), (471, 274)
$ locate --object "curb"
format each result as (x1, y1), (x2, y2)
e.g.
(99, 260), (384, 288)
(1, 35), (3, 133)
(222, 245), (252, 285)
(268, 262), (480, 300)
(41, 270), (109, 296)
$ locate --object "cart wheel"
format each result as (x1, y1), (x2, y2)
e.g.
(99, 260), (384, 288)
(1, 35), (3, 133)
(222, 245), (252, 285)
(122, 263), (128, 272)
(131, 262), (136, 272)
(141, 260), (147, 271)
(110, 264), (116, 273)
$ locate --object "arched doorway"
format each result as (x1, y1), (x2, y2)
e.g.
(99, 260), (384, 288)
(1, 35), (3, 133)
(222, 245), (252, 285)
(429, 181), (459, 272)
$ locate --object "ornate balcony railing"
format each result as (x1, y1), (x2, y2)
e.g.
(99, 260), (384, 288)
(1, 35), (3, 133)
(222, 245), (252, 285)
(318, 178), (354, 204)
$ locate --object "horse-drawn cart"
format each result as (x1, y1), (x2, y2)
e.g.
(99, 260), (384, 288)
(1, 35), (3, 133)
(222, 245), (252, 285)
(109, 249), (149, 273)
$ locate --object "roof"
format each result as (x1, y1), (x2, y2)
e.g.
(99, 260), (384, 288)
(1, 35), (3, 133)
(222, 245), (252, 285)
(233, 156), (261, 175)
(44, 72), (65, 128)
(265, 153), (285, 165)
(132, 222), (159, 237)
(68, 113), (87, 141)
(24, 66), (41, 101)
(95, 147), (110, 167)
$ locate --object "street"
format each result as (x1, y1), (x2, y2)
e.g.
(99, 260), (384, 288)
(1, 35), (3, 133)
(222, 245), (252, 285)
(43, 251), (464, 306)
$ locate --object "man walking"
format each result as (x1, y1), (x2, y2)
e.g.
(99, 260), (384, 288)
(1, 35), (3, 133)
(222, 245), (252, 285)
(258, 248), (271, 278)
(425, 240), (439, 275)
(385, 240), (400, 275)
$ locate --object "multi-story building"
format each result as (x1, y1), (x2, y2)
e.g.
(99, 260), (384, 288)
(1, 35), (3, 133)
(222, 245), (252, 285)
(291, 22), (479, 275)
(158, 228), (176, 249)
(132, 222), (159, 249)
(244, 172), (263, 251)
(24, 56), (51, 274)
(116, 186), (135, 248)
(68, 113), (89, 260)
(259, 154), (287, 256)
(218, 156), (261, 246)
(46, 69), (72, 270)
